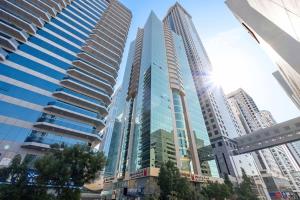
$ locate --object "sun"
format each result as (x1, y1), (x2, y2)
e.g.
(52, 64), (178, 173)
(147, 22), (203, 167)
(211, 70), (222, 86)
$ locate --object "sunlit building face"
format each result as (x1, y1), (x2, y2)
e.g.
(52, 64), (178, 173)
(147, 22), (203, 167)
(226, 0), (300, 110)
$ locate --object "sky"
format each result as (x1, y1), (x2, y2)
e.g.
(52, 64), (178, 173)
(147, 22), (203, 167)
(117, 0), (300, 123)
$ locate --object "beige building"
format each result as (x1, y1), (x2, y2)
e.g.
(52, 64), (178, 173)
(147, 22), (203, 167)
(226, 0), (300, 110)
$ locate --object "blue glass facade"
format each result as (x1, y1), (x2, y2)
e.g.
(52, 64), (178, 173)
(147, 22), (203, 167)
(172, 33), (219, 176)
(139, 12), (174, 170)
(164, 3), (271, 183)
(102, 40), (136, 177)
(0, 0), (131, 163)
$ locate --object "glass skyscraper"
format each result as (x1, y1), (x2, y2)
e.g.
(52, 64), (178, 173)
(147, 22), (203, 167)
(0, 0), (131, 166)
(102, 10), (220, 198)
(165, 1), (250, 177)
(164, 3), (270, 199)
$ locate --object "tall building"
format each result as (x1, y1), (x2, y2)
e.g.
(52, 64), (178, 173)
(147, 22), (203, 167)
(99, 87), (122, 157)
(225, 0), (300, 110)
(287, 141), (300, 168)
(259, 110), (300, 197)
(227, 89), (300, 198)
(101, 41), (134, 177)
(102, 11), (221, 199)
(0, 0), (131, 166)
(164, 3), (268, 193)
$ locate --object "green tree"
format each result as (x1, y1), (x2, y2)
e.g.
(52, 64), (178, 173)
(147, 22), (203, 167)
(224, 173), (234, 194)
(0, 155), (51, 200)
(0, 144), (106, 200)
(157, 161), (200, 200)
(236, 168), (259, 200)
(35, 144), (106, 200)
(190, 184), (207, 200)
(202, 182), (231, 200)
(144, 194), (160, 200)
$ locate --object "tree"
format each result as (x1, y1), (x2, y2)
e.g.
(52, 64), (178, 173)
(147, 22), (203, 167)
(224, 173), (234, 194)
(144, 194), (160, 200)
(236, 168), (259, 200)
(0, 144), (106, 200)
(35, 144), (106, 200)
(190, 184), (207, 200)
(0, 155), (51, 200)
(202, 182), (231, 200)
(157, 161), (200, 200)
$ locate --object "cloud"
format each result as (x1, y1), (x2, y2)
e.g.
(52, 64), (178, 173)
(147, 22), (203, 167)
(206, 27), (244, 49)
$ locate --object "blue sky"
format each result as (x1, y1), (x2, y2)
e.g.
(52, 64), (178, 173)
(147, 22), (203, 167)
(117, 0), (300, 122)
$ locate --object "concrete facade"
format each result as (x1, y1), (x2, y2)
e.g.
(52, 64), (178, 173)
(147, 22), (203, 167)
(226, 0), (300, 110)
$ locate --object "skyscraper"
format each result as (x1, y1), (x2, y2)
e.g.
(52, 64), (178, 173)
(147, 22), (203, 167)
(287, 141), (300, 168)
(225, 0), (300, 110)
(258, 111), (300, 197)
(102, 11), (221, 198)
(0, 0), (131, 166)
(164, 3), (266, 188)
(227, 89), (300, 197)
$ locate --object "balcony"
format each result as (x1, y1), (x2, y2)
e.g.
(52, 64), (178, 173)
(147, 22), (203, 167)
(0, 48), (8, 61)
(92, 29), (123, 52)
(95, 23), (124, 45)
(30, 0), (57, 17)
(85, 39), (121, 63)
(0, 1), (44, 28)
(9, 0), (51, 22)
(72, 60), (116, 85)
(88, 34), (122, 56)
(97, 20), (126, 41)
(53, 89), (108, 115)
(21, 142), (50, 150)
(54, 88), (107, 106)
(55, 0), (67, 8)
(44, 102), (105, 128)
(0, 21), (29, 43)
(0, 35), (19, 52)
(111, 3), (132, 21)
(1, 9), (37, 35)
(41, 0), (63, 12)
(77, 52), (117, 77)
(60, 78), (111, 104)
(108, 7), (130, 30)
(67, 68), (113, 95)
(37, 115), (97, 133)
(33, 122), (101, 141)
(104, 13), (128, 36)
